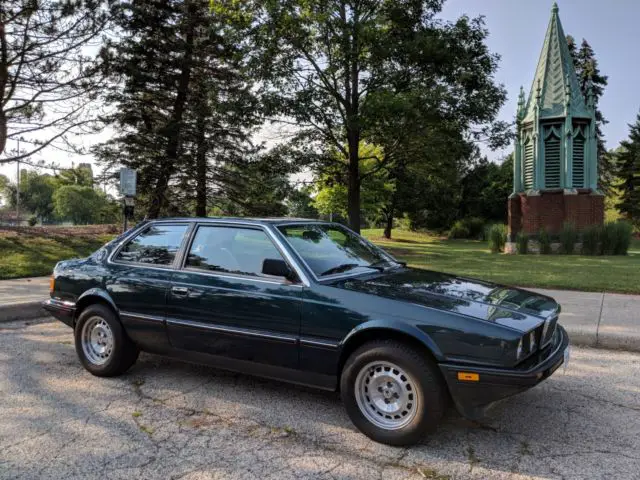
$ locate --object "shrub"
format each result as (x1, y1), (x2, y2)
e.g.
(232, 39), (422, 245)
(582, 225), (602, 255)
(613, 221), (633, 255)
(448, 217), (485, 239)
(559, 222), (577, 254)
(488, 224), (506, 253)
(516, 232), (529, 254)
(465, 217), (486, 239)
(448, 220), (470, 239)
(28, 216), (38, 226)
(600, 222), (618, 255)
(600, 221), (634, 255)
(538, 229), (552, 254)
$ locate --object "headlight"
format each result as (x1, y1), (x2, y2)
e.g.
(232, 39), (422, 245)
(516, 338), (524, 360)
(529, 331), (537, 352)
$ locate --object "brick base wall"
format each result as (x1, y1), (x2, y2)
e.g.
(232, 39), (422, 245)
(508, 191), (604, 237)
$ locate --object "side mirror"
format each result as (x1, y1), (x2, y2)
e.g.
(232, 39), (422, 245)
(262, 258), (296, 281)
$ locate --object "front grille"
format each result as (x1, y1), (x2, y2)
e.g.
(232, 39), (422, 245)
(542, 316), (558, 348)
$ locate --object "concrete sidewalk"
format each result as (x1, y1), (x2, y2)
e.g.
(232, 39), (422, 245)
(0, 276), (638, 352)
(531, 288), (640, 352)
(0, 276), (50, 322)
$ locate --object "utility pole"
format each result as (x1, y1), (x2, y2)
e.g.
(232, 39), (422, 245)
(16, 139), (20, 225)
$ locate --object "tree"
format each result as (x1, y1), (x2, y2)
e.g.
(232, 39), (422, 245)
(96, 0), (260, 218)
(55, 165), (93, 187)
(252, 1), (506, 232)
(0, 173), (9, 204)
(459, 155), (512, 223)
(16, 170), (56, 221)
(53, 184), (115, 224)
(567, 36), (611, 192)
(614, 113), (640, 226)
(0, 0), (109, 162)
(286, 187), (319, 219)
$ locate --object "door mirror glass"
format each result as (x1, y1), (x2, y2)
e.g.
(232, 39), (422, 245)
(262, 258), (294, 280)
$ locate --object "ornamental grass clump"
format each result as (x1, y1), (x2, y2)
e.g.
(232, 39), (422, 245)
(488, 224), (506, 253)
(559, 222), (577, 254)
(613, 221), (633, 255)
(516, 232), (528, 254)
(601, 222), (619, 255)
(538, 229), (552, 254)
(582, 225), (601, 255)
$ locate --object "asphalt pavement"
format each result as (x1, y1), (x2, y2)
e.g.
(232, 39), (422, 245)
(1, 318), (639, 480)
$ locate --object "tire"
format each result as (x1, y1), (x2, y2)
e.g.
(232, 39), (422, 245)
(74, 304), (139, 377)
(340, 340), (446, 445)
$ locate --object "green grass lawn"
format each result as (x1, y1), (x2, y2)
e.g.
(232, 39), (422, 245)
(364, 228), (640, 294)
(1, 225), (639, 294)
(0, 232), (113, 280)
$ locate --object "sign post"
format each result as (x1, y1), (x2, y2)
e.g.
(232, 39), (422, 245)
(119, 168), (137, 233)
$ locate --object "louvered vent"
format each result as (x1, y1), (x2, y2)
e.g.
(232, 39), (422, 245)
(544, 134), (561, 188)
(573, 133), (585, 188)
(523, 141), (534, 190)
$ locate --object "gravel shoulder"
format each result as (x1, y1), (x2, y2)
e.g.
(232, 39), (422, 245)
(1, 319), (640, 480)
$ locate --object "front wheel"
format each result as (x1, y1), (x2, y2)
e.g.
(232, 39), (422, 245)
(74, 304), (139, 377)
(340, 340), (446, 445)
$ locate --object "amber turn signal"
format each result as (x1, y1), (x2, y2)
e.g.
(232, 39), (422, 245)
(457, 372), (480, 382)
(49, 275), (55, 293)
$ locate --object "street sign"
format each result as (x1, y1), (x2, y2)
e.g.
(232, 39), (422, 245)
(119, 168), (137, 196)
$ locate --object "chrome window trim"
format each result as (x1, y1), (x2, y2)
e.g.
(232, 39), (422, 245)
(107, 222), (192, 271)
(178, 268), (304, 288)
(274, 221), (400, 283)
(166, 317), (298, 344)
(180, 222), (311, 287)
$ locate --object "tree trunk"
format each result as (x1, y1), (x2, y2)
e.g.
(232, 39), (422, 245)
(347, 129), (360, 233)
(383, 207), (394, 240)
(147, 1), (195, 218)
(0, 20), (8, 156)
(194, 108), (207, 217)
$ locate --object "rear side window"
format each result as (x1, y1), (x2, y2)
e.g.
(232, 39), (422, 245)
(115, 224), (189, 265)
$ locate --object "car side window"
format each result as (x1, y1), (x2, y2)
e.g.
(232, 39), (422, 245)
(115, 224), (189, 266)
(185, 226), (285, 277)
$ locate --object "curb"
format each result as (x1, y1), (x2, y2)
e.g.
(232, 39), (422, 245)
(0, 301), (47, 323)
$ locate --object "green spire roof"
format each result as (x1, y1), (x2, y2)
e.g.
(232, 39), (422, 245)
(522, 3), (590, 123)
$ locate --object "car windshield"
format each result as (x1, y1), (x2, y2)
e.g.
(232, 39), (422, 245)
(277, 224), (399, 277)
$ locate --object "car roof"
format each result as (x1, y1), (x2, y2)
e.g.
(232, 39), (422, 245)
(148, 217), (330, 227)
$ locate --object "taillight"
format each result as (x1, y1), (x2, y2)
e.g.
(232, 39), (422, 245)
(49, 275), (55, 293)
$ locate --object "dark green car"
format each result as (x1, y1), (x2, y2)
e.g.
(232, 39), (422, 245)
(44, 218), (569, 445)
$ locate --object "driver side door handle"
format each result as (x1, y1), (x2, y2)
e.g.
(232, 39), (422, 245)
(171, 286), (190, 297)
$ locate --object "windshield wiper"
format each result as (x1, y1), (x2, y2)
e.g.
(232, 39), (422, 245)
(320, 263), (360, 276)
(320, 262), (385, 277)
(369, 259), (404, 270)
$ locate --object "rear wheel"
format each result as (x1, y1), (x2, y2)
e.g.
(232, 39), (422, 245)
(74, 304), (139, 377)
(340, 340), (446, 445)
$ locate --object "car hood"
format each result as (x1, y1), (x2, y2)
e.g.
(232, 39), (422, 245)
(333, 268), (559, 332)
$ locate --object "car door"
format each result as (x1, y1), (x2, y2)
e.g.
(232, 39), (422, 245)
(165, 223), (303, 368)
(107, 222), (191, 351)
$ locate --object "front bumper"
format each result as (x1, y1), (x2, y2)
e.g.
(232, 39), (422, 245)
(42, 298), (76, 328)
(439, 325), (570, 420)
